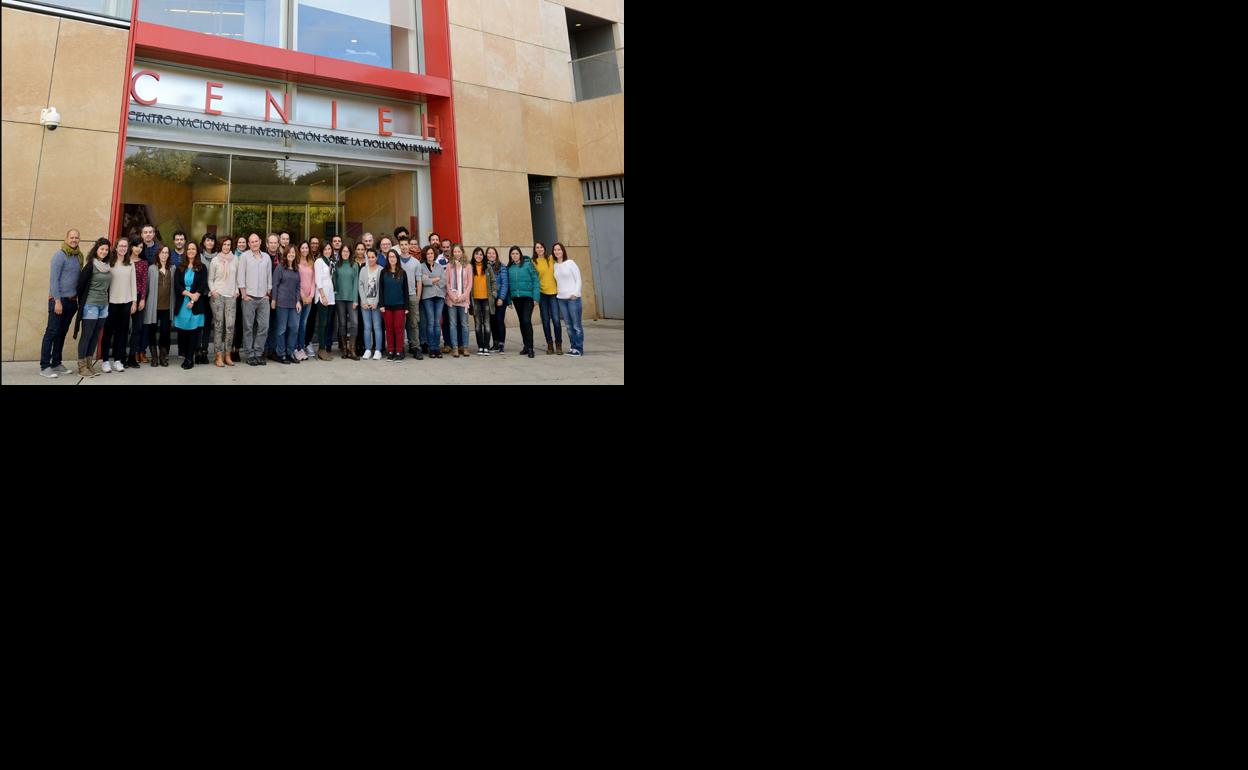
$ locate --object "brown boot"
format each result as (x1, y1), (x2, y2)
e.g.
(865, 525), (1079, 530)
(546, 342), (554, 355)
(78, 358), (93, 378)
(160, 347), (169, 367)
(556, 342), (563, 355)
(149, 344), (159, 367)
(215, 352), (225, 367)
(317, 347), (333, 361)
(460, 347), (470, 357)
(223, 349), (235, 366)
(451, 347), (459, 358)
(346, 339), (356, 360)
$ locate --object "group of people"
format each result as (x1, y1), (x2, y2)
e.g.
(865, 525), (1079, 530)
(38, 225), (586, 378)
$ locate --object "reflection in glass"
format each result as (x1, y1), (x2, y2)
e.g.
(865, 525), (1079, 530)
(121, 145), (230, 244)
(139, 0), (281, 47)
(296, 0), (419, 72)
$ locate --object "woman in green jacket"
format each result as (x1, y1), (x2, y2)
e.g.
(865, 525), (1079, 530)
(334, 246), (361, 360)
(505, 245), (541, 358)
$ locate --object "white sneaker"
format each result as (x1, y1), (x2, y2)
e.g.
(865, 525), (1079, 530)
(480, 348), (490, 356)
(372, 350), (381, 360)
(102, 360), (112, 373)
(113, 360), (125, 372)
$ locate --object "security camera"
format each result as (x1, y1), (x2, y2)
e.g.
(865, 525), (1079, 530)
(40, 107), (61, 130)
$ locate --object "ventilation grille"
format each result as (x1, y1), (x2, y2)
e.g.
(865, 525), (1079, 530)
(582, 176), (624, 205)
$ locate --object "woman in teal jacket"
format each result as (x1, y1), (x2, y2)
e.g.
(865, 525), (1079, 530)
(506, 245), (541, 358)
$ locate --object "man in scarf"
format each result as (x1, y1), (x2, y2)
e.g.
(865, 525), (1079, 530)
(39, 228), (84, 378)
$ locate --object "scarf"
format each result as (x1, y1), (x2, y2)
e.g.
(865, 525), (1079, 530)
(62, 241), (84, 267)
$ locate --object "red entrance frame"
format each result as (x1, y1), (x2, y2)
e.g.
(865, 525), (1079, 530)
(107, 0), (461, 245)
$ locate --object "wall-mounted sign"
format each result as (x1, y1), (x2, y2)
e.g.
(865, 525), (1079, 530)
(127, 62), (442, 159)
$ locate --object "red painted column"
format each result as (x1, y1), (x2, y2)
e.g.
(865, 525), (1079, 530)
(108, 0), (141, 240)
(422, 0), (461, 246)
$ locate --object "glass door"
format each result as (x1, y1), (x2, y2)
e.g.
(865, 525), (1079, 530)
(271, 205), (307, 241)
(230, 204), (268, 241)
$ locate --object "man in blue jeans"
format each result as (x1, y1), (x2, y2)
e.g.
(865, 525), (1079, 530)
(39, 228), (83, 378)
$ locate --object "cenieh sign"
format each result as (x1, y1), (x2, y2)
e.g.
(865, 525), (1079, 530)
(128, 64), (442, 158)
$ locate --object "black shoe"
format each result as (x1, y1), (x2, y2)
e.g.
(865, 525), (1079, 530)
(181, 358), (194, 369)
(195, 352), (208, 364)
(231, 351), (240, 363)
(421, 344), (429, 354)
(414, 349), (423, 360)
(247, 357), (256, 366)
(279, 355), (291, 364)
(397, 351), (405, 361)
(257, 356), (267, 365)
(527, 349), (535, 358)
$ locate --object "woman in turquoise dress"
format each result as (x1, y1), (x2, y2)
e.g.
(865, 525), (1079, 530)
(173, 242), (209, 370)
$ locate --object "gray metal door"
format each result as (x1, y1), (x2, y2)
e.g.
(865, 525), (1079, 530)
(583, 177), (624, 319)
(586, 203), (624, 318)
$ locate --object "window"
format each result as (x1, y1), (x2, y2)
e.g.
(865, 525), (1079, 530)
(10, 0), (131, 21)
(138, 0), (281, 46)
(295, 0), (422, 73)
(566, 8), (620, 101)
(135, 0), (423, 72)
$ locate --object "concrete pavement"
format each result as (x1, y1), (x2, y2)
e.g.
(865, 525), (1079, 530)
(3, 320), (623, 385)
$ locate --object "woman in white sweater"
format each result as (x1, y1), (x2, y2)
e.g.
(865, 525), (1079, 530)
(551, 242), (584, 357)
(101, 241), (139, 371)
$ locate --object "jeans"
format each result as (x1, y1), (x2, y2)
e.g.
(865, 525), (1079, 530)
(558, 297), (584, 353)
(336, 301), (358, 343)
(242, 297), (269, 358)
(210, 295), (237, 354)
(538, 293), (562, 345)
(422, 297), (445, 351)
(128, 310), (146, 358)
(447, 305), (469, 348)
(77, 316), (105, 360)
(102, 302), (131, 362)
(275, 306), (301, 356)
(473, 299), (492, 349)
(406, 297), (421, 350)
(383, 307), (406, 353)
(295, 303), (312, 350)
(492, 302), (507, 346)
(361, 307), (383, 351)
(512, 298), (535, 352)
(40, 297), (77, 369)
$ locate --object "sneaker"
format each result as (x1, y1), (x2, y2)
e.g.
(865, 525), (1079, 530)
(480, 349), (490, 356)
(102, 360), (112, 373)
(39, 368), (58, 379)
(371, 350), (381, 360)
(290, 353), (301, 364)
(113, 360), (125, 372)
(257, 356), (267, 366)
(497, 344), (505, 354)
(387, 352), (396, 361)
(569, 349), (583, 357)
(247, 357), (257, 366)
(52, 364), (70, 374)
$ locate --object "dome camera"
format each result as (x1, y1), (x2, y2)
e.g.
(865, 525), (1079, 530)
(40, 107), (61, 130)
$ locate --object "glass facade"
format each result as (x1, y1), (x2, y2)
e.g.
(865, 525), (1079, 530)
(295, 0), (419, 72)
(121, 144), (416, 246)
(135, 0), (422, 72)
(138, 0), (281, 46)
(18, 0), (131, 20)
